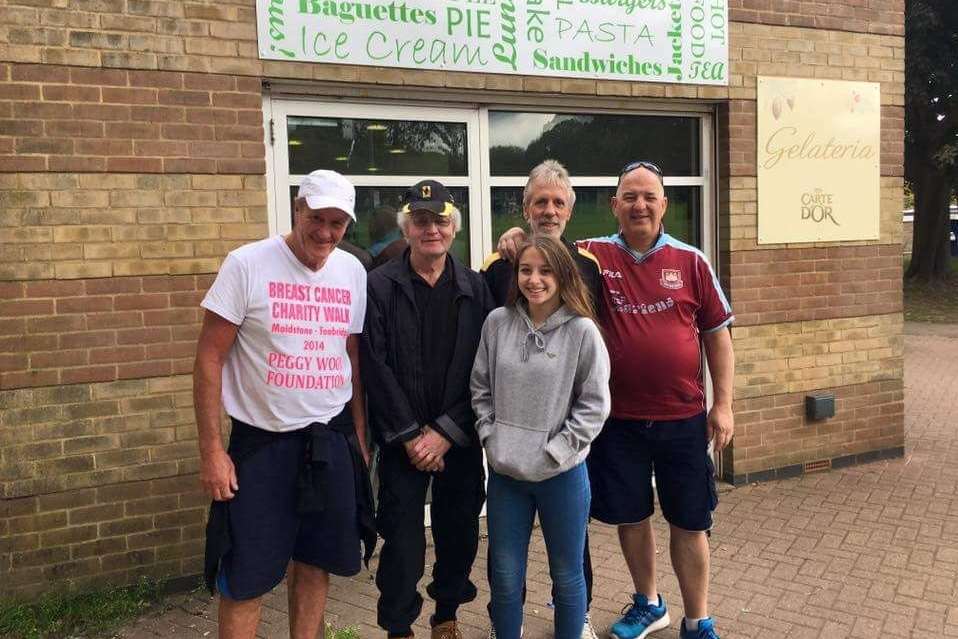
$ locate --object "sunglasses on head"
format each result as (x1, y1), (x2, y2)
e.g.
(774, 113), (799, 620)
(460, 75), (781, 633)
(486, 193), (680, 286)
(619, 160), (663, 178)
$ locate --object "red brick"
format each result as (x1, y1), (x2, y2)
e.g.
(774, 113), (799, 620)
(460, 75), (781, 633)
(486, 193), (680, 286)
(114, 293), (169, 311)
(0, 299), (54, 317)
(1, 369), (59, 389)
(129, 105), (184, 122)
(44, 120), (104, 137)
(16, 137), (73, 154)
(30, 349), (88, 368)
(70, 67), (128, 87)
(116, 360), (172, 379)
(116, 327), (171, 344)
(132, 140), (188, 157)
(13, 101), (72, 120)
(89, 345), (146, 364)
(163, 158), (215, 173)
(59, 331), (116, 349)
(85, 278), (143, 295)
(41, 85), (100, 102)
(160, 123), (214, 140)
(0, 282), (26, 298)
(101, 87), (158, 105)
(11, 64), (70, 83)
(56, 296), (115, 314)
(182, 73), (233, 91)
(0, 83), (41, 100)
(129, 70), (183, 89)
(0, 119), (43, 136)
(104, 121), (159, 139)
(61, 366), (117, 385)
(211, 92), (260, 109)
(72, 103), (131, 121)
(24, 281), (84, 298)
(73, 140), (132, 157)
(216, 159), (264, 174)
(158, 89), (210, 107)
(0, 155), (45, 171)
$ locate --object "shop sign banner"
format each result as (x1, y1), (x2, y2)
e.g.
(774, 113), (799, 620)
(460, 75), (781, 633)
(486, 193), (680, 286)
(757, 77), (880, 244)
(256, 0), (728, 85)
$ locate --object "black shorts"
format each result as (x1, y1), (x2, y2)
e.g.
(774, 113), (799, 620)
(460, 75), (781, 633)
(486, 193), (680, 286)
(587, 412), (718, 532)
(217, 421), (362, 601)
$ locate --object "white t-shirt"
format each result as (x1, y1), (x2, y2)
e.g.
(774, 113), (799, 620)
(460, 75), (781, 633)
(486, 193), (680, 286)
(201, 236), (367, 432)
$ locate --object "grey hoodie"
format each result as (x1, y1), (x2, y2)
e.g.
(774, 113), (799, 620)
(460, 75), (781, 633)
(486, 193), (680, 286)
(470, 303), (611, 482)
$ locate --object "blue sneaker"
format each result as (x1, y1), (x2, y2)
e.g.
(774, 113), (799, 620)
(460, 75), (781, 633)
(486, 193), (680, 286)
(609, 594), (670, 639)
(678, 617), (720, 639)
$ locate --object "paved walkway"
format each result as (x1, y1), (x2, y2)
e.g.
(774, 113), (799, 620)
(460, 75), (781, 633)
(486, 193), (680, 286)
(121, 327), (958, 638)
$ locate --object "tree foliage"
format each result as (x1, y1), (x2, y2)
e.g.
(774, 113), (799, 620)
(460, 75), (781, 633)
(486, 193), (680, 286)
(905, 0), (958, 280)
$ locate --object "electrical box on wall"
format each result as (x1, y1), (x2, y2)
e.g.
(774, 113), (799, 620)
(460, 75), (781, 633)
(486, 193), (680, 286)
(805, 392), (836, 421)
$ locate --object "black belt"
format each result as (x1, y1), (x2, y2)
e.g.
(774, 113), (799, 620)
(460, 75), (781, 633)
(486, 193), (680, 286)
(203, 405), (377, 594)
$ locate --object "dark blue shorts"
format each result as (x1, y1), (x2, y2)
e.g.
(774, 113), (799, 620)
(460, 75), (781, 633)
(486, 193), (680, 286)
(217, 421), (361, 601)
(587, 412), (718, 532)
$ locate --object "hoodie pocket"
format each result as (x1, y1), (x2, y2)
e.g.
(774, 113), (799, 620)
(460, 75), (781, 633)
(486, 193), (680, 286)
(484, 420), (556, 482)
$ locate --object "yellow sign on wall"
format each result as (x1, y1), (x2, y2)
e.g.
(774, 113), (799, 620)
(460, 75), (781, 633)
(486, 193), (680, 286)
(757, 77), (880, 244)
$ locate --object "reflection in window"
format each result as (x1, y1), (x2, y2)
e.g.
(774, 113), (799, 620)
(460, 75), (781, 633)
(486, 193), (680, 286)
(289, 186), (470, 267)
(489, 112), (700, 177)
(491, 186), (700, 249)
(288, 117), (468, 177)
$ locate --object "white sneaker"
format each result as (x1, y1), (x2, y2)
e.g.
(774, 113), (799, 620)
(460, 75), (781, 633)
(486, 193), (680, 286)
(581, 613), (599, 639)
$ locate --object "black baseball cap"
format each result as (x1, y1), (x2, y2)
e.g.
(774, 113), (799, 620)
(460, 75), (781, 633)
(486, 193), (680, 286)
(400, 180), (456, 216)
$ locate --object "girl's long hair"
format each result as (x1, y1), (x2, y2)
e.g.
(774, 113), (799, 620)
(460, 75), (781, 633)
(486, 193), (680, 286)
(506, 235), (597, 324)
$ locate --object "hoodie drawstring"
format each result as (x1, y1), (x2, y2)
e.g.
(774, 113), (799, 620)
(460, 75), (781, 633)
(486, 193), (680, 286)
(521, 327), (546, 362)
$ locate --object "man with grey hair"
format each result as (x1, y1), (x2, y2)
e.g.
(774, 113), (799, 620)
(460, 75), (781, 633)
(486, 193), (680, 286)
(480, 159), (603, 639)
(482, 159), (602, 309)
(362, 180), (495, 639)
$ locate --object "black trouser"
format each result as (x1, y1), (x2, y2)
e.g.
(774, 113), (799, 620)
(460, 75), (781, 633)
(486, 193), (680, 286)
(376, 443), (486, 634)
(485, 530), (594, 617)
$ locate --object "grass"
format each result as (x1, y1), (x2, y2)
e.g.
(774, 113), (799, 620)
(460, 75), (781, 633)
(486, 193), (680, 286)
(326, 623), (361, 639)
(0, 578), (363, 639)
(903, 256), (958, 323)
(0, 578), (159, 639)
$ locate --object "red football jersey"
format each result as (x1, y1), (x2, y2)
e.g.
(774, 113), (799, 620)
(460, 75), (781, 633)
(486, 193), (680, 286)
(578, 233), (733, 421)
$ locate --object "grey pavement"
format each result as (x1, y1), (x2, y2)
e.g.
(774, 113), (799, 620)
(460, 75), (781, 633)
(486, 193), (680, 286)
(120, 326), (958, 638)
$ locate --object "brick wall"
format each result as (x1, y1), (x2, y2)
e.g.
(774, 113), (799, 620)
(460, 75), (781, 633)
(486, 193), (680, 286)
(1, 376), (205, 595)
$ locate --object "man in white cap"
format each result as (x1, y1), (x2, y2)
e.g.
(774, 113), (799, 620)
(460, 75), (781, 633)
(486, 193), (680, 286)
(195, 169), (376, 639)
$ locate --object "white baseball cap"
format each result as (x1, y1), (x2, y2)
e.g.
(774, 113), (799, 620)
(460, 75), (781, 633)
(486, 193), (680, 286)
(296, 170), (356, 221)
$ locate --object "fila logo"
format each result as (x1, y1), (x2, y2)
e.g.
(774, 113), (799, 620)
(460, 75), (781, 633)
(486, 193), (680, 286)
(660, 269), (684, 289)
(421, 184), (432, 198)
(602, 269), (623, 279)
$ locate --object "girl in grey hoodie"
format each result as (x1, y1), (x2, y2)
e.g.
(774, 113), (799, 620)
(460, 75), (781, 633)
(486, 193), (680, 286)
(471, 236), (611, 639)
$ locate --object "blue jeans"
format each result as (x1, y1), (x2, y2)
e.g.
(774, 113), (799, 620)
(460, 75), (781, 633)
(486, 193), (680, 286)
(487, 464), (590, 639)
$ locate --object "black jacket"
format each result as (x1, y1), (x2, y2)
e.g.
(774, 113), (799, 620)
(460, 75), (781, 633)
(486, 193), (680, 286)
(361, 250), (495, 448)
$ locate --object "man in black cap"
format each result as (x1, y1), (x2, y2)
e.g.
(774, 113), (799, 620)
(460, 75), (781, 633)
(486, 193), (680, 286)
(361, 180), (495, 639)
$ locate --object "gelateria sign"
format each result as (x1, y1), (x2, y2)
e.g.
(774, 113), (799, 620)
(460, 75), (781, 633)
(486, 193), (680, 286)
(757, 77), (880, 244)
(256, 0), (728, 85)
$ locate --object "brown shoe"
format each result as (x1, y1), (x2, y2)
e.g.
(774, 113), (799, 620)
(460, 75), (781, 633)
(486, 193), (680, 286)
(431, 620), (463, 639)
